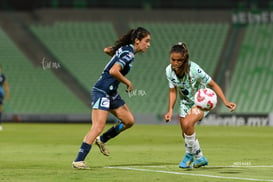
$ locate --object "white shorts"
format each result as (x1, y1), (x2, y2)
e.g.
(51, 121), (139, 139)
(179, 101), (209, 118)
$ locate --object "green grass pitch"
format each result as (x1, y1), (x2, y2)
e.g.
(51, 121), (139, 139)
(0, 123), (273, 182)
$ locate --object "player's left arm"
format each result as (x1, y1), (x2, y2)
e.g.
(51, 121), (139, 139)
(3, 80), (10, 101)
(109, 63), (133, 92)
(208, 80), (236, 112)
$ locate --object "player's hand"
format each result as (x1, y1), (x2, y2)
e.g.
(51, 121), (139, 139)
(225, 102), (237, 112)
(104, 46), (113, 56)
(126, 81), (134, 93)
(164, 112), (172, 123)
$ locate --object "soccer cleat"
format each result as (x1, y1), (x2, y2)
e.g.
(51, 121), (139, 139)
(193, 156), (208, 168)
(179, 153), (194, 168)
(95, 136), (110, 156)
(0, 125), (2, 131)
(72, 161), (90, 169)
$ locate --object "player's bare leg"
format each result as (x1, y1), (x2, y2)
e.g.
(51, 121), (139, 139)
(85, 109), (108, 144)
(110, 104), (135, 130)
(179, 107), (208, 168)
(96, 104), (134, 156)
(72, 109), (108, 169)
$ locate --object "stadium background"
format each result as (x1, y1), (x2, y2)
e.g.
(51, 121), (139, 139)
(0, 0), (272, 125)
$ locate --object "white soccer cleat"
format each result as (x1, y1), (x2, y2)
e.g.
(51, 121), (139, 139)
(72, 161), (90, 169)
(95, 136), (110, 156)
(0, 125), (3, 131)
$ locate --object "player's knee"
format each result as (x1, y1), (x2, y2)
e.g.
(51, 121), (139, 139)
(126, 119), (135, 128)
(91, 125), (105, 135)
(124, 116), (135, 128)
(182, 121), (193, 134)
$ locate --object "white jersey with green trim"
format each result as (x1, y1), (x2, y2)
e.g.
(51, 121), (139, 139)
(165, 61), (212, 104)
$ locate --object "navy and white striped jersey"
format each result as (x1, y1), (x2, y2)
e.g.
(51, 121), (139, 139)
(0, 74), (6, 97)
(94, 44), (135, 95)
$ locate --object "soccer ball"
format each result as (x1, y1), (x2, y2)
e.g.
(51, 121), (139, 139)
(194, 88), (217, 110)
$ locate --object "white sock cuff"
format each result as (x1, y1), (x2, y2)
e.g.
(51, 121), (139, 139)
(184, 132), (196, 147)
(184, 132), (196, 139)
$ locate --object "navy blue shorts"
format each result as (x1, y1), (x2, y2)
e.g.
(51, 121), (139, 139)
(90, 87), (125, 111)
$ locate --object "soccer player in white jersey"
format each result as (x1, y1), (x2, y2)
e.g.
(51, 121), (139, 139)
(164, 43), (236, 168)
(72, 27), (151, 169)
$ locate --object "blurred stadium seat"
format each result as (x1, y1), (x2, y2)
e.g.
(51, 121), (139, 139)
(0, 27), (88, 114)
(28, 21), (229, 114)
(30, 22), (116, 91)
(1, 9), (272, 118)
(219, 24), (273, 114)
(121, 22), (229, 114)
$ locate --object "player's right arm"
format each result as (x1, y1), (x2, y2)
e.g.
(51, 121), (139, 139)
(165, 87), (177, 122)
(165, 64), (177, 122)
(104, 46), (114, 56)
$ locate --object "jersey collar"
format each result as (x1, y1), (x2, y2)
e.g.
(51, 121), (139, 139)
(129, 44), (135, 53)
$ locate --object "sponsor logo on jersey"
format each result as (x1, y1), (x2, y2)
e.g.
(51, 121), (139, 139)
(100, 97), (110, 108)
(171, 78), (179, 84)
(122, 52), (134, 61)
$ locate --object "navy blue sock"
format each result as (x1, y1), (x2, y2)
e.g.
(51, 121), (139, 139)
(100, 123), (124, 143)
(74, 142), (92, 162)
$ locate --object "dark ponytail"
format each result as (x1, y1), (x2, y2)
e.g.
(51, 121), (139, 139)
(170, 42), (190, 78)
(108, 27), (150, 56)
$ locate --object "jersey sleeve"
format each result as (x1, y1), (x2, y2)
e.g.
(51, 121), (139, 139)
(165, 65), (175, 88)
(116, 51), (134, 69)
(2, 75), (6, 82)
(191, 62), (211, 85)
(0, 74), (6, 86)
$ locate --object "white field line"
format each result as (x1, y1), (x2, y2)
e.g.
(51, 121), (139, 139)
(132, 165), (273, 168)
(207, 165), (273, 168)
(105, 165), (273, 182)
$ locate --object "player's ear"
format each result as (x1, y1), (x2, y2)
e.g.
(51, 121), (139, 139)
(134, 39), (140, 44)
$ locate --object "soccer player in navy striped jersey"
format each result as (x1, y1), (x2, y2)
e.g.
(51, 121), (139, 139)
(0, 65), (10, 131)
(72, 27), (151, 169)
